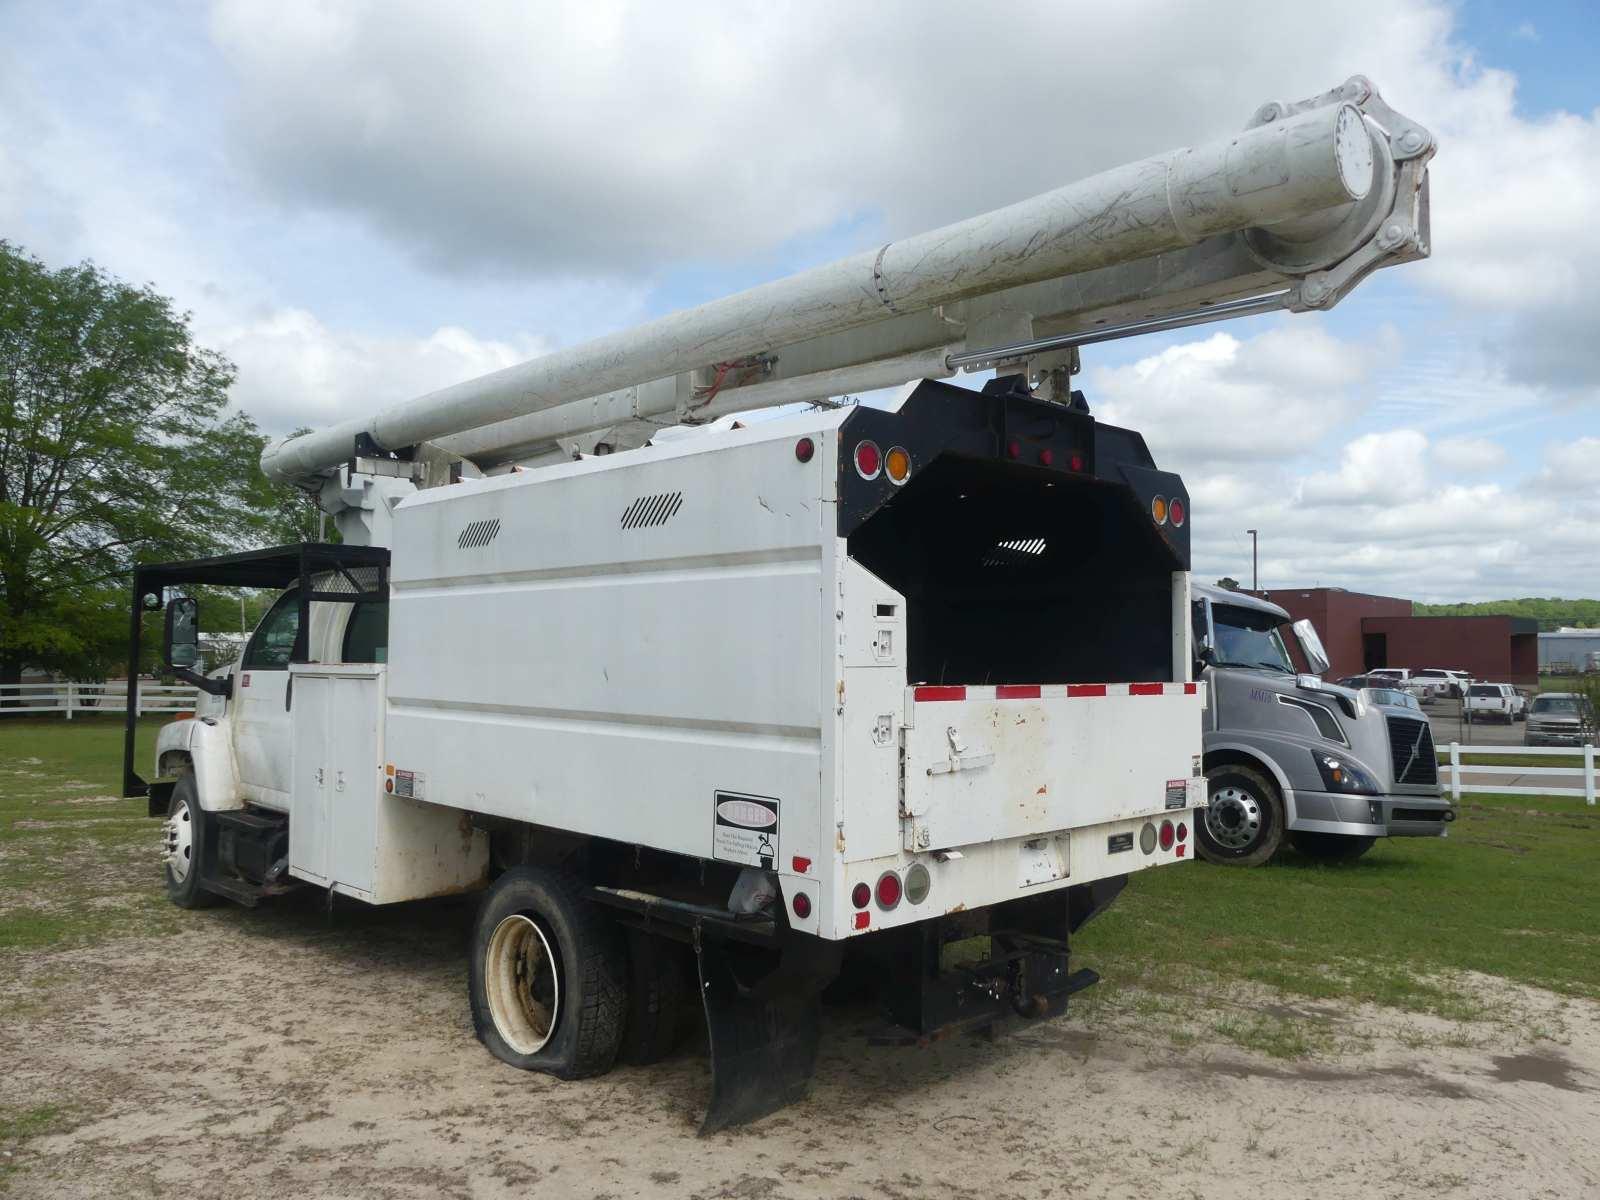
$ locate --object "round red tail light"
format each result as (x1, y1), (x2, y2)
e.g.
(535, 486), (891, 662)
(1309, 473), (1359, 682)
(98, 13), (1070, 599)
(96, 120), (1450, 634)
(1177, 822), (1188, 842)
(1038, 448), (1055, 467)
(1006, 440), (1021, 459)
(1069, 452), (1084, 472)
(1169, 497), (1186, 527)
(1159, 820), (1176, 851)
(875, 871), (902, 911)
(795, 437), (815, 463)
(791, 892), (812, 920)
(854, 440), (881, 480)
(851, 882), (871, 909)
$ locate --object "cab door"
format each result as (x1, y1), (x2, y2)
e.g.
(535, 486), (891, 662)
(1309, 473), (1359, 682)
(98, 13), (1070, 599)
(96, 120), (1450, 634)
(233, 590), (301, 808)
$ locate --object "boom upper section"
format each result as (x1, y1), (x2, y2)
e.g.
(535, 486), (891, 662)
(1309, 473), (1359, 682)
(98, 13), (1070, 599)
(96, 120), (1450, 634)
(262, 76), (1433, 487)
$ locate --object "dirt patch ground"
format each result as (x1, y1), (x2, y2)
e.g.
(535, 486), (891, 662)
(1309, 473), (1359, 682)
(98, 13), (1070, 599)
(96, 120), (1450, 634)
(3, 892), (1597, 1200)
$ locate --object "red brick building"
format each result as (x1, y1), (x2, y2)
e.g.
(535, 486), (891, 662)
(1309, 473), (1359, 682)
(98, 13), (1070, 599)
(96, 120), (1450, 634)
(1259, 587), (1540, 686)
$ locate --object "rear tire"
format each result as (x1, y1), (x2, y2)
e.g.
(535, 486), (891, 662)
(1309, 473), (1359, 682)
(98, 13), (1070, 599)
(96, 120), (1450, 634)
(1289, 832), (1375, 862)
(1197, 764), (1284, 867)
(468, 865), (627, 1079)
(619, 929), (691, 1065)
(163, 776), (221, 909)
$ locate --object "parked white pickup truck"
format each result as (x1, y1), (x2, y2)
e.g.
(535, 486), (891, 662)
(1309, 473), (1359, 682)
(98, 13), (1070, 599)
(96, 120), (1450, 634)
(1466, 682), (1525, 723)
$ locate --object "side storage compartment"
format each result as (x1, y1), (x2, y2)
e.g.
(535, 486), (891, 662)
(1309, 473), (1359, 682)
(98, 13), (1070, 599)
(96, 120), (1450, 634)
(289, 665), (489, 902)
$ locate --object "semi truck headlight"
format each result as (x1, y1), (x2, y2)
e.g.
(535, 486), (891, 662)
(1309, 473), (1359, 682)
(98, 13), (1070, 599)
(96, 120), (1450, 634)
(1313, 752), (1380, 795)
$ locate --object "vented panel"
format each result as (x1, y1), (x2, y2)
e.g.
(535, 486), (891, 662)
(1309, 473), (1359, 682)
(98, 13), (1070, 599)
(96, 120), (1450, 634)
(982, 537), (1048, 567)
(457, 518), (501, 549)
(620, 492), (683, 530)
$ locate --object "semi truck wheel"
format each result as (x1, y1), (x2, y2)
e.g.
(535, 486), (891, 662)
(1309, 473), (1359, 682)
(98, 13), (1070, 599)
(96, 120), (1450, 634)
(1289, 832), (1375, 862)
(469, 865), (627, 1080)
(1197, 764), (1284, 867)
(163, 776), (220, 909)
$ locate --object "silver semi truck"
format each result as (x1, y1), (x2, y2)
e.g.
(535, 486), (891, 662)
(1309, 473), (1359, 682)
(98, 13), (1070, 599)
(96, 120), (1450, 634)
(1191, 584), (1454, 865)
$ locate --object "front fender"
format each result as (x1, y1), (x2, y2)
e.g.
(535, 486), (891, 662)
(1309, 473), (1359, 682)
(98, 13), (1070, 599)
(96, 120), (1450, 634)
(1202, 735), (1300, 820)
(154, 717), (242, 812)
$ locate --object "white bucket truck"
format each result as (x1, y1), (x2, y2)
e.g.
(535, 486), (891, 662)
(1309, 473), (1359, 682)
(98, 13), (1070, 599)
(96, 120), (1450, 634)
(122, 77), (1433, 1129)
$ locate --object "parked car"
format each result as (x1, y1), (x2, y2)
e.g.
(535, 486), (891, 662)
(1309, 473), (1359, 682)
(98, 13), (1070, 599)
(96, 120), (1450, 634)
(1414, 668), (1472, 699)
(1364, 686), (1423, 713)
(1466, 682), (1525, 723)
(1524, 693), (1599, 747)
(1363, 669), (1430, 700)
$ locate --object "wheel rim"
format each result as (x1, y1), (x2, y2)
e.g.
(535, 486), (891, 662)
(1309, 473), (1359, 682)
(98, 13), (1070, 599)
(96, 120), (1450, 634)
(485, 914), (561, 1055)
(1207, 784), (1264, 851)
(164, 798), (194, 883)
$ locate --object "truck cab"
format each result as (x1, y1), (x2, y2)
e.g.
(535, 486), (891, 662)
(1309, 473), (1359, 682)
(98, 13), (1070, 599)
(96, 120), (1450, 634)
(1192, 583), (1453, 865)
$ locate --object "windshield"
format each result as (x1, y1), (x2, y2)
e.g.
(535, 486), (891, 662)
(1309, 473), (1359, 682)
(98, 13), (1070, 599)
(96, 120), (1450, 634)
(1368, 687), (1418, 710)
(1468, 685), (1499, 698)
(1531, 697), (1579, 715)
(1207, 604), (1295, 672)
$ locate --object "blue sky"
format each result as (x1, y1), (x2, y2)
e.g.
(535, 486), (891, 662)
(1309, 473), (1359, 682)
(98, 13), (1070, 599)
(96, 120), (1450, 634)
(1, 0), (1596, 600)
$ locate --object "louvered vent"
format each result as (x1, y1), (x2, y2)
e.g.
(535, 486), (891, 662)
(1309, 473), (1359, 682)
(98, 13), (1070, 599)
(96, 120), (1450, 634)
(457, 518), (501, 549)
(982, 537), (1047, 567)
(620, 492), (683, 530)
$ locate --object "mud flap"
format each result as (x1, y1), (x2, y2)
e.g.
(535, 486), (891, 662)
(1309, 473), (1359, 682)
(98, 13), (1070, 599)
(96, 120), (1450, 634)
(695, 934), (835, 1135)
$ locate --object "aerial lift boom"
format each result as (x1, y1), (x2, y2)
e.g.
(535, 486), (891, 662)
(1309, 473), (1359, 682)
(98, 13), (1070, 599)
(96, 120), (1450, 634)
(261, 76), (1431, 498)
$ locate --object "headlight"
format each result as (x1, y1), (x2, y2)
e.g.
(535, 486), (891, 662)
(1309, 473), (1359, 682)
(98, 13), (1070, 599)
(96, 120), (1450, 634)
(1312, 752), (1381, 795)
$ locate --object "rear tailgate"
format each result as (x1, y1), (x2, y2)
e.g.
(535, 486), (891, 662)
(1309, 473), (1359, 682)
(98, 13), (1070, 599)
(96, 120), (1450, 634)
(901, 683), (1204, 853)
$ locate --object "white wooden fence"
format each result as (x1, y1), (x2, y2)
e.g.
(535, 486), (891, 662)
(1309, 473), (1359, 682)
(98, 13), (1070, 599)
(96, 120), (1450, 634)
(0, 681), (199, 718)
(1443, 742), (1597, 805)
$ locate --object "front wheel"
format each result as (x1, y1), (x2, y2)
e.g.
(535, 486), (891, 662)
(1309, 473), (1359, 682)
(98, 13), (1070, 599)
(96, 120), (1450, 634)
(468, 865), (628, 1079)
(1196, 764), (1285, 867)
(163, 775), (221, 909)
(1289, 832), (1375, 862)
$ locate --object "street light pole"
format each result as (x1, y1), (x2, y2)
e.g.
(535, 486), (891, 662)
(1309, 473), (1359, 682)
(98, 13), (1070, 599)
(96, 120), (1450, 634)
(1247, 529), (1258, 592)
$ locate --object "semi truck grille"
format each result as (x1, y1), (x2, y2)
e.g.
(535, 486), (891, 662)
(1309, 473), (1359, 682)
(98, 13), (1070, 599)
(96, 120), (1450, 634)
(1386, 716), (1437, 785)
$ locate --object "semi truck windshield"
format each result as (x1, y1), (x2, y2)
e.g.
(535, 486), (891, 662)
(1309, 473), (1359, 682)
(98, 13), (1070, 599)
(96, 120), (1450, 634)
(1209, 605), (1295, 673)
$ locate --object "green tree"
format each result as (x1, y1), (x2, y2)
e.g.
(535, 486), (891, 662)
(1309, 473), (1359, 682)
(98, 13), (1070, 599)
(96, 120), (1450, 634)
(0, 241), (283, 691)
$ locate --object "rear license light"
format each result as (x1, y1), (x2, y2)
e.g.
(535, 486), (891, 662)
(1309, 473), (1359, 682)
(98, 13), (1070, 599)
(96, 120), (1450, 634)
(791, 892), (811, 919)
(1159, 820), (1176, 851)
(854, 440), (881, 480)
(903, 862), (930, 904)
(851, 882), (871, 909)
(795, 437), (815, 463)
(876, 871), (902, 911)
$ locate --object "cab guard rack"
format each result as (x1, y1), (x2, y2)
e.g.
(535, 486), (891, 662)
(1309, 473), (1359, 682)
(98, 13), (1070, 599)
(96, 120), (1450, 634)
(122, 542), (390, 800)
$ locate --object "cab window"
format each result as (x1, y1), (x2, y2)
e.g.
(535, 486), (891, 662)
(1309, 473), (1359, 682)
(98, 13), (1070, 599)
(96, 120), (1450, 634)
(243, 591), (301, 670)
(342, 602), (389, 663)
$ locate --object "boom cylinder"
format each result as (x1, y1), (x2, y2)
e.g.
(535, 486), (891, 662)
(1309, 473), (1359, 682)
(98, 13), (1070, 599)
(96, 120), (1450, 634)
(263, 101), (1375, 483)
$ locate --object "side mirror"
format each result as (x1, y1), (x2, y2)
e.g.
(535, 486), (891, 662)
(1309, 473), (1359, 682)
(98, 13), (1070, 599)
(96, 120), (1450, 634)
(1195, 596), (1218, 666)
(163, 596), (201, 670)
(1291, 618), (1331, 675)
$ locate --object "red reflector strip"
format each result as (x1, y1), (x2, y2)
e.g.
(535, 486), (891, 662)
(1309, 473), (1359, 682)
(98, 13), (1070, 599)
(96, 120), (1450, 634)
(1184, 683), (1198, 695)
(914, 686), (966, 702)
(1067, 684), (1108, 697)
(995, 685), (1041, 699)
(1129, 683), (1164, 696)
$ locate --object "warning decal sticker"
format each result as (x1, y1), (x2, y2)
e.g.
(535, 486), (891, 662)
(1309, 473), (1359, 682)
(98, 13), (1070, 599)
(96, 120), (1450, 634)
(392, 769), (426, 800)
(1165, 779), (1186, 810)
(712, 792), (780, 869)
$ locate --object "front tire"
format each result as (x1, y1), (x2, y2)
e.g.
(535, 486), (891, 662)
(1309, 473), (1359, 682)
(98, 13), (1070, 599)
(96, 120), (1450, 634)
(163, 775), (220, 909)
(468, 865), (628, 1079)
(1197, 764), (1285, 867)
(1289, 832), (1375, 862)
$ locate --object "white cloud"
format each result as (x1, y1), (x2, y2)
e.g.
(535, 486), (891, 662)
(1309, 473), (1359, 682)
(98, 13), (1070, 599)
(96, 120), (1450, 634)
(1088, 324), (1382, 469)
(1531, 436), (1600, 493)
(1301, 430), (1430, 505)
(212, 310), (550, 432)
(1432, 434), (1508, 473)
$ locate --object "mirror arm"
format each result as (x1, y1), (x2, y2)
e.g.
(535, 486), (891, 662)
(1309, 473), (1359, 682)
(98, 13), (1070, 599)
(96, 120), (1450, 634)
(171, 667), (231, 698)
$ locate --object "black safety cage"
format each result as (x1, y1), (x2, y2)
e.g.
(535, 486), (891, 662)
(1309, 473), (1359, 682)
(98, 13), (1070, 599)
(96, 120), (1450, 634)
(122, 542), (389, 799)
